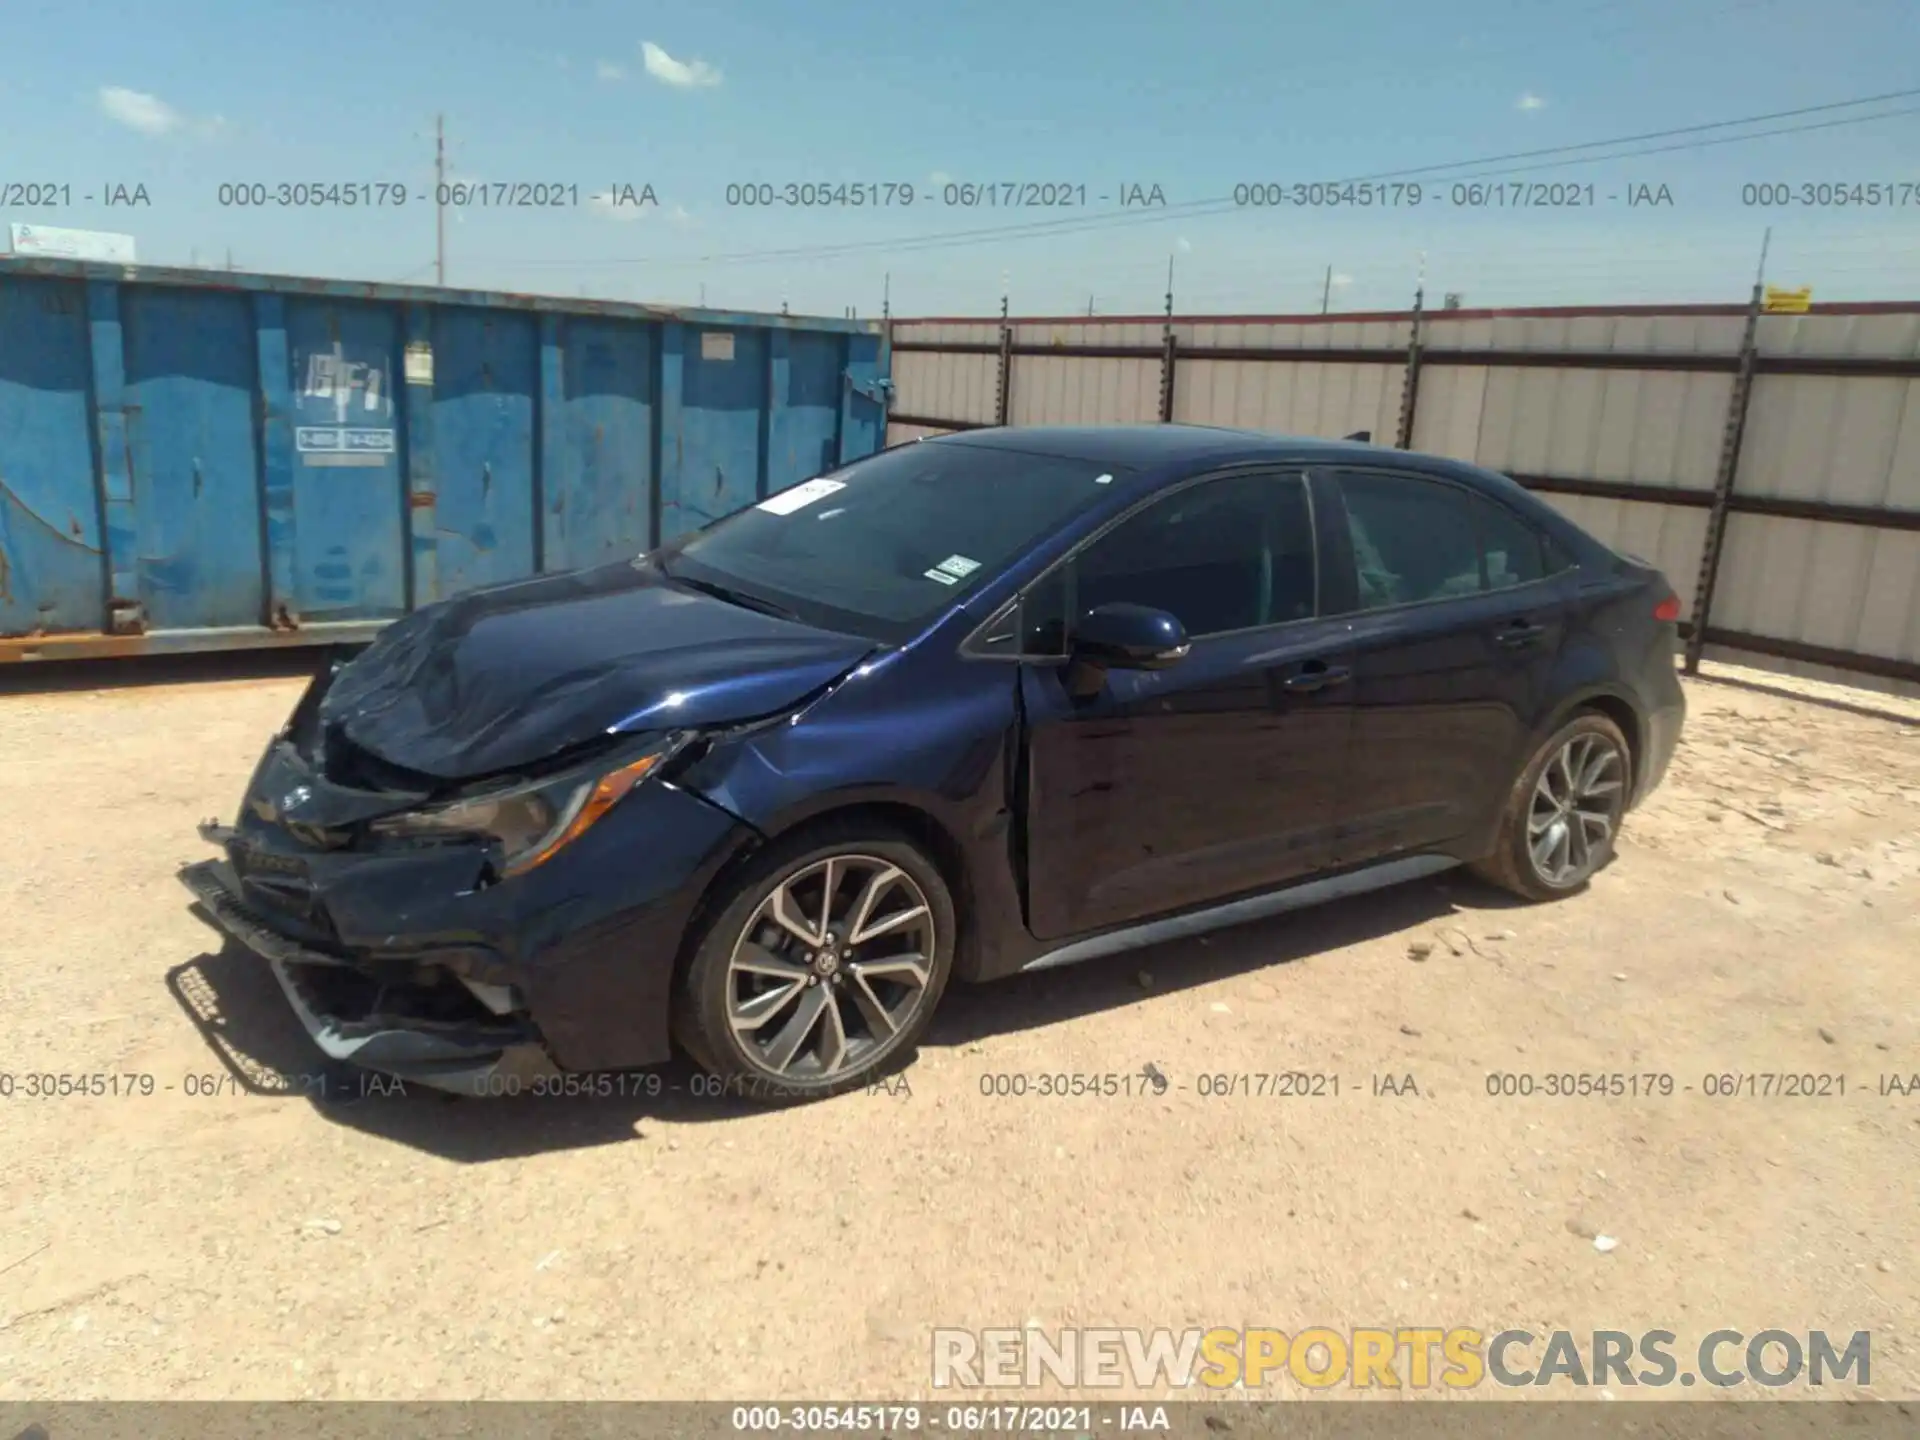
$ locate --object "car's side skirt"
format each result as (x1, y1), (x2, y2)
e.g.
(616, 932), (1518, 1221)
(1019, 854), (1460, 973)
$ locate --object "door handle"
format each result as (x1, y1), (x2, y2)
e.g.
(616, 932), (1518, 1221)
(1283, 662), (1352, 693)
(1496, 619), (1546, 649)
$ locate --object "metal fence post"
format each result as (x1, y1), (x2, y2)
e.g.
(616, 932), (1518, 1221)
(995, 322), (1013, 426)
(1395, 286), (1425, 450)
(1685, 260), (1768, 674)
(1159, 326), (1178, 423)
(995, 294), (1013, 427)
(1156, 257), (1179, 423)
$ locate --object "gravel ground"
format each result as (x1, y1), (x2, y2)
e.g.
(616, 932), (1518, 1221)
(0, 658), (1915, 1402)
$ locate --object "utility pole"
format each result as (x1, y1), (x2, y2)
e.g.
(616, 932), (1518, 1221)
(1321, 264), (1332, 315)
(699, 282), (706, 306)
(1087, 294), (1094, 317)
(882, 271), (891, 321)
(434, 113), (446, 288)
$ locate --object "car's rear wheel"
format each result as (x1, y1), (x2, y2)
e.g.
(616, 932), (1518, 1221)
(673, 823), (956, 1103)
(1472, 711), (1632, 902)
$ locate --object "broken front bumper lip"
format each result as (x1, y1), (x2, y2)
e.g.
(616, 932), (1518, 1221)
(179, 858), (559, 1096)
(179, 854), (343, 968)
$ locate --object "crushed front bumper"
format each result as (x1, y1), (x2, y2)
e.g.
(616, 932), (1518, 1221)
(178, 753), (757, 1083)
(178, 643), (761, 1087)
(179, 856), (560, 1095)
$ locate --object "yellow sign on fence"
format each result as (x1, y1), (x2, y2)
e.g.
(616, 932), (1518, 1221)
(1763, 285), (1813, 314)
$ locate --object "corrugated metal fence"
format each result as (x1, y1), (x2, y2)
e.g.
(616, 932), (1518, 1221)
(886, 301), (1920, 699)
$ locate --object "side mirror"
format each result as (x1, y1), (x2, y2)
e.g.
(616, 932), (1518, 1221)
(1072, 603), (1190, 671)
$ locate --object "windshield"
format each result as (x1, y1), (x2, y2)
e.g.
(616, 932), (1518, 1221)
(662, 441), (1129, 642)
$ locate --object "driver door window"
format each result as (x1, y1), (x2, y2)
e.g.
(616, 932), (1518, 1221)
(1017, 470), (1316, 653)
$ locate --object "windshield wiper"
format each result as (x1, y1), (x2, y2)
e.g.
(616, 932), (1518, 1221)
(665, 569), (803, 622)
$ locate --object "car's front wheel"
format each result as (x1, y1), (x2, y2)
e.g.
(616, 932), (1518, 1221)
(673, 823), (956, 1103)
(1473, 711), (1632, 902)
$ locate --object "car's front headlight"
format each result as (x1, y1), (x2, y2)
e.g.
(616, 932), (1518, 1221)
(368, 737), (688, 877)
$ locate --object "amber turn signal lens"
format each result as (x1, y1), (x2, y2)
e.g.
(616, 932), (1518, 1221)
(502, 752), (665, 877)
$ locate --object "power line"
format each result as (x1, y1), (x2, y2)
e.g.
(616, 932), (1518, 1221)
(1307, 85), (1920, 183)
(492, 87), (1920, 271)
(705, 101), (1920, 266)
(688, 99), (1920, 268)
(1406, 104), (1920, 184)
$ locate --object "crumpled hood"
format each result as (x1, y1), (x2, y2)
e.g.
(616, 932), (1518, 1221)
(320, 558), (875, 783)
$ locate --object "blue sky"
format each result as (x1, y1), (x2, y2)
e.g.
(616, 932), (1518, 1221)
(3, 0), (1917, 316)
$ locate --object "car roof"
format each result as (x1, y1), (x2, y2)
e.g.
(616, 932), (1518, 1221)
(923, 423), (1422, 472)
(914, 424), (1605, 559)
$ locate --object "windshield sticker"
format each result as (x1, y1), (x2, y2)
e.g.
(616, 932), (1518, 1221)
(922, 567), (961, 586)
(931, 554), (981, 579)
(757, 478), (846, 515)
(1094, 473), (1114, 484)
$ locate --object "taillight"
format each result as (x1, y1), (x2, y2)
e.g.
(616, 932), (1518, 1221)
(1653, 593), (1681, 622)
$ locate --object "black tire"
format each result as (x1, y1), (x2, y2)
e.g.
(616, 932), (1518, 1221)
(1471, 710), (1633, 903)
(672, 821), (956, 1104)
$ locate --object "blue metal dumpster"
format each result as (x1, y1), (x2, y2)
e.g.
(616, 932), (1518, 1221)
(0, 258), (891, 661)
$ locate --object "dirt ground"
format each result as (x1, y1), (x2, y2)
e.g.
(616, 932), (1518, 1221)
(0, 657), (1915, 1403)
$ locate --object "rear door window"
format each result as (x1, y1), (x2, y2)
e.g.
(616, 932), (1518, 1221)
(1336, 471), (1484, 610)
(1331, 470), (1562, 612)
(1475, 494), (1550, 591)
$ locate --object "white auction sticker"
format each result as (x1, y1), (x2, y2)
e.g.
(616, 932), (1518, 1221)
(922, 568), (960, 586)
(931, 553), (981, 579)
(757, 478), (846, 515)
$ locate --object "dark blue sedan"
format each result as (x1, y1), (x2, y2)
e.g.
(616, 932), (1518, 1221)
(180, 425), (1687, 1102)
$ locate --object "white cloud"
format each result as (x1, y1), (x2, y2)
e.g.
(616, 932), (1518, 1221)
(588, 191), (688, 224)
(1330, 271), (1353, 288)
(1516, 91), (1546, 111)
(641, 41), (722, 89)
(98, 86), (183, 135)
(1176, 237), (1192, 253)
(597, 60), (626, 81)
(929, 170), (952, 188)
(589, 191), (649, 222)
(98, 86), (226, 138)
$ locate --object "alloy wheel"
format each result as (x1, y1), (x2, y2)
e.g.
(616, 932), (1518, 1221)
(725, 854), (937, 1081)
(1526, 732), (1626, 886)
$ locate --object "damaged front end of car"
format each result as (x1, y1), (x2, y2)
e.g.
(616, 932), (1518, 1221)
(179, 646), (710, 1095)
(177, 557), (888, 1095)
